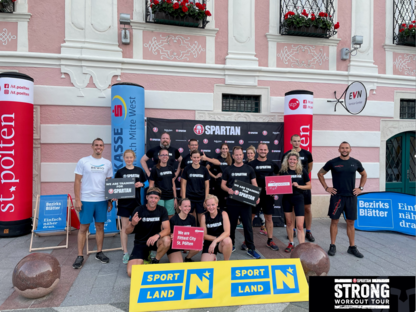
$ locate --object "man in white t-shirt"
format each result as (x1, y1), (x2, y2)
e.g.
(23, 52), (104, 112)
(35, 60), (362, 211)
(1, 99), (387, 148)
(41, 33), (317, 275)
(72, 138), (113, 269)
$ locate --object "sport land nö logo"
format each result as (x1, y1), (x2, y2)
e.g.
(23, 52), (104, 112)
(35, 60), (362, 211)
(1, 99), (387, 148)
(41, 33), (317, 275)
(288, 98), (300, 110)
(112, 95), (128, 125)
(194, 124), (204, 135)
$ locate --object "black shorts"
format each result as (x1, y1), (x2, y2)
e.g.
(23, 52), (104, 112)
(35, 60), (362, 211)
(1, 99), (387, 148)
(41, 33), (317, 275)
(252, 193), (274, 215)
(167, 247), (184, 255)
(129, 243), (158, 261)
(282, 194), (305, 216)
(202, 240), (220, 255)
(191, 201), (205, 214)
(117, 206), (134, 218)
(303, 190), (312, 205)
(328, 195), (357, 220)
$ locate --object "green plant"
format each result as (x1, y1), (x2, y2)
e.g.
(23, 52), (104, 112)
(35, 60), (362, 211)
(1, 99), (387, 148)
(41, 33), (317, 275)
(398, 21), (416, 41)
(284, 9), (339, 31)
(150, 0), (211, 21)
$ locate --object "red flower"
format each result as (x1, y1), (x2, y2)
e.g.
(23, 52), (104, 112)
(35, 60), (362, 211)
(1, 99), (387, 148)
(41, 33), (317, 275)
(334, 22), (340, 29)
(410, 24), (414, 29)
(287, 11), (295, 16)
(196, 3), (202, 9)
(402, 23), (407, 27)
(311, 16), (316, 21)
(205, 10), (211, 16)
(319, 12), (324, 17)
(182, 5), (188, 12)
(413, 21), (416, 23)
(153, 0), (159, 4)
(203, 3), (206, 8)
(167, 0), (172, 3)
(399, 28), (404, 33)
(173, 2), (179, 9)
(150, 3), (153, 7)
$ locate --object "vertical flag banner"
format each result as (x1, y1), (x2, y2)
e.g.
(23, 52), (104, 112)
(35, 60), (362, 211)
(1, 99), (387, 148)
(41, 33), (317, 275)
(111, 83), (145, 175)
(283, 90), (314, 155)
(0, 72), (34, 237)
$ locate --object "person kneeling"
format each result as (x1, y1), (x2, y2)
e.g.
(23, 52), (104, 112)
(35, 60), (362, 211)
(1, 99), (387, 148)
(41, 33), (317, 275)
(168, 198), (200, 263)
(126, 187), (171, 277)
(200, 195), (232, 261)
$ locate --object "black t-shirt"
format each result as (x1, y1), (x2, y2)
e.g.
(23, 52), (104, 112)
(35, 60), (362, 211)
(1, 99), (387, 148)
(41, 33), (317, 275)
(180, 153), (207, 169)
(248, 159), (280, 191)
(149, 165), (175, 200)
(169, 213), (196, 233)
(132, 205), (169, 245)
(208, 155), (230, 184)
(323, 157), (365, 196)
(222, 164), (256, 188)
(283, 149), (313, 170)
(146, 146), (180, 167)
(279, 168), (310, 195)
(114, 166), (147, 210)
(181, 165), (210, 202)
(205, 210), (224, 238)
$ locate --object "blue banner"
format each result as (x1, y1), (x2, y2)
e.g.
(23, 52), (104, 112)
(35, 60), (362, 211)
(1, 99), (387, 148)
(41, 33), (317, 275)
(35, 194), (68, 232)
(355, 192), (416, 236)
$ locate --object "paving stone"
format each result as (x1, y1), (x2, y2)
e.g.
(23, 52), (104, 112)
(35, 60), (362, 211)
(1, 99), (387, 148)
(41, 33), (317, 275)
(237, 303), (289, 312)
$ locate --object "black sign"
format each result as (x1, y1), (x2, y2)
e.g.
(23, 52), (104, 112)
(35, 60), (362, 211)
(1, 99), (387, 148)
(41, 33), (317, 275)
(310, 276), (415, 312)
(146, 118), (285, 226)
(105, 178), (135, 200)
(228, 180), (261, 207)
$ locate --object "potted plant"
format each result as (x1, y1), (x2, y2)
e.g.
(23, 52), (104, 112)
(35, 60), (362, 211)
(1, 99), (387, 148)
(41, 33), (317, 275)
(282, 9), (339, 38)
(150, 0), (211, 28)
(398, 21), (416, 46)
(0, 0), (15, 13)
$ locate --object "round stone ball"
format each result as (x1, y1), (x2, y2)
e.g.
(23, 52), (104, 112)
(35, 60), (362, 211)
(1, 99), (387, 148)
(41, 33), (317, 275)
(290, 242), (330, 282)
(12, 253), (61, 299)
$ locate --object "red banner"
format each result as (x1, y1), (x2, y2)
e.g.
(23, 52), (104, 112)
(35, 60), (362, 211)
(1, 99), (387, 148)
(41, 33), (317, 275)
(265, 176), (293, 195)
(171, 226), (204, 251)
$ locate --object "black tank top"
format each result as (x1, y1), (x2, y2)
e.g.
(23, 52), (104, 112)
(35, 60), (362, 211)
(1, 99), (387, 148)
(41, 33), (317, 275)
(205, 210), (224, 237)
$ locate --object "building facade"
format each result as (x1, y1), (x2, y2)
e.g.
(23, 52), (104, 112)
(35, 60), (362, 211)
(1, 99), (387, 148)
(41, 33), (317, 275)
(0, 0), (415, 217)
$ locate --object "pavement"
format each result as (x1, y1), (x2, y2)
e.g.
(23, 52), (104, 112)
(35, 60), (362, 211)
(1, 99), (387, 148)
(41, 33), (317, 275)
(0, 217), (415, 312)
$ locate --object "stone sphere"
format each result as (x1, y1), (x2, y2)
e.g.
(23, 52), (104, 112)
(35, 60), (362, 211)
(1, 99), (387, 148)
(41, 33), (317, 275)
(290, 243), (330, 282)
(12, 253), (61, 299)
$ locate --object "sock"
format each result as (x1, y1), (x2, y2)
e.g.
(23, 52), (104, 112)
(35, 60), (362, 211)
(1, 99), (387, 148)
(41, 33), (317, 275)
(290, 242), (294, 245)
(306, 229), (311, 233)
(267, 238), (272, 244)
(293, 228), (296, 231)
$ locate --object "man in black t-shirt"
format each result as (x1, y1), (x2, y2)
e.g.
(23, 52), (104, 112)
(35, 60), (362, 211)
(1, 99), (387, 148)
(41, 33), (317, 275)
(221, 146), (261, 260)
(140, 132), (182, 178)
(180, 139), (221, 171)
(248, 143), (280, 251)
(318, 141), (367, 259)
(283, 134), (315, 242)
(125, 187), (171, 277)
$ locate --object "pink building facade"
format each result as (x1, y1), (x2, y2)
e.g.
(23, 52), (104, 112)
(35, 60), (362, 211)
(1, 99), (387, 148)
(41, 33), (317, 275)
(0, 0), (415, 217)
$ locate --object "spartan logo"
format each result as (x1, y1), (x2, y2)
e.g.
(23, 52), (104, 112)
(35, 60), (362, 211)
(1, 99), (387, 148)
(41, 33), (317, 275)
(194, 124), (204, 135)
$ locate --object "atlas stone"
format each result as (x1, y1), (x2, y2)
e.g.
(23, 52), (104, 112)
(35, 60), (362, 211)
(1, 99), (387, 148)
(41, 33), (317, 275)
(290, 242), (330, 282)
(12, 253), (61, 299)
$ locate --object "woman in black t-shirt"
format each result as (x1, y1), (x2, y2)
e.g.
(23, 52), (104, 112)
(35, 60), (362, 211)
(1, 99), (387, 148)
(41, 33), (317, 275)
(114, 149), (147, 264)
(167, 198), (200, 263)
(279, 151), (311, 252)
(200, 195), (232, 261)
(149, 148), (177, 218)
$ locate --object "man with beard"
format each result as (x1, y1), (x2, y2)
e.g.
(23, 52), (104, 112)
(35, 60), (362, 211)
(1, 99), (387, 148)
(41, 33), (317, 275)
(248, 143), (280, 251)
(283, 134), (314, 241)
(141, 132), (182, 178)
(73, 138), (113, 269)
(318, 142), (367, 258)
(180, 138), (220, 171)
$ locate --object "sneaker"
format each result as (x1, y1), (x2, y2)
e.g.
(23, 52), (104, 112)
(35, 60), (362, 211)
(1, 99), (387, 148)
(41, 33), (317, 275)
(328, 244), (336, 256)
(284, 243), (295, 253)
(246, 249), (261, 259)
(241, 242), (248, 250)
(143, 259), (151, 264)
(151, 258), (160, 264)
(122, 253), (129, 264)
(236, 223), (244, 229)
(266, 240), (279, 251)
(95, 252), (109, 264)
(259, 229), (267, 235)
(305, 231), (315, 242)
(287, 231), (296, 239)
(149, 250), (157, 260)
(347, 246), (364, 258)
(184, 257), (194, 262)
(72, 256), (84, 269)
(232, 246), (236, 253)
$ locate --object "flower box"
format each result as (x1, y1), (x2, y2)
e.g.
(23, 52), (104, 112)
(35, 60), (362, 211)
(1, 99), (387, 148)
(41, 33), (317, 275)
(154, 11), (200, 28)
(397, 35), (416, 47)
(0, 0), (14, 13)
(285, 25), (328, 38)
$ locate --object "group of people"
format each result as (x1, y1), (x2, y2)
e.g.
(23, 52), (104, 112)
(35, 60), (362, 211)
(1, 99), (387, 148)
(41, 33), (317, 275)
(72, 132), (368, 273)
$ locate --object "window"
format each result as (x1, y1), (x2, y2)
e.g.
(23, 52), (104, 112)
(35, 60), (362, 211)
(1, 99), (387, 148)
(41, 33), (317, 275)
(145, 0), (209, 29)
(393, 0), (416, 46)
(0, 0), (15, 13)
(400, 99), (416, 119)
(280, 0), (337, 38)
(222, 95), (260, 113)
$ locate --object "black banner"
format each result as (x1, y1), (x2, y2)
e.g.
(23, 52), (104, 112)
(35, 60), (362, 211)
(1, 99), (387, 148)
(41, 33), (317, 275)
(146, 118), (285, 226)
(105, 178), (135, 200)
(310, 276), (416, 312)
(229, 180), (262, 207)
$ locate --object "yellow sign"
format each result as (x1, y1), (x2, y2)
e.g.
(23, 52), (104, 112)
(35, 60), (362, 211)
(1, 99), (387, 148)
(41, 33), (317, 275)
(129, 259), (309, 311)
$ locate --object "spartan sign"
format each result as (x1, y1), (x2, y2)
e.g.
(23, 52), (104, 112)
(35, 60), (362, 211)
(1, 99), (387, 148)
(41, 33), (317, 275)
(194, 124), (204, 135)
